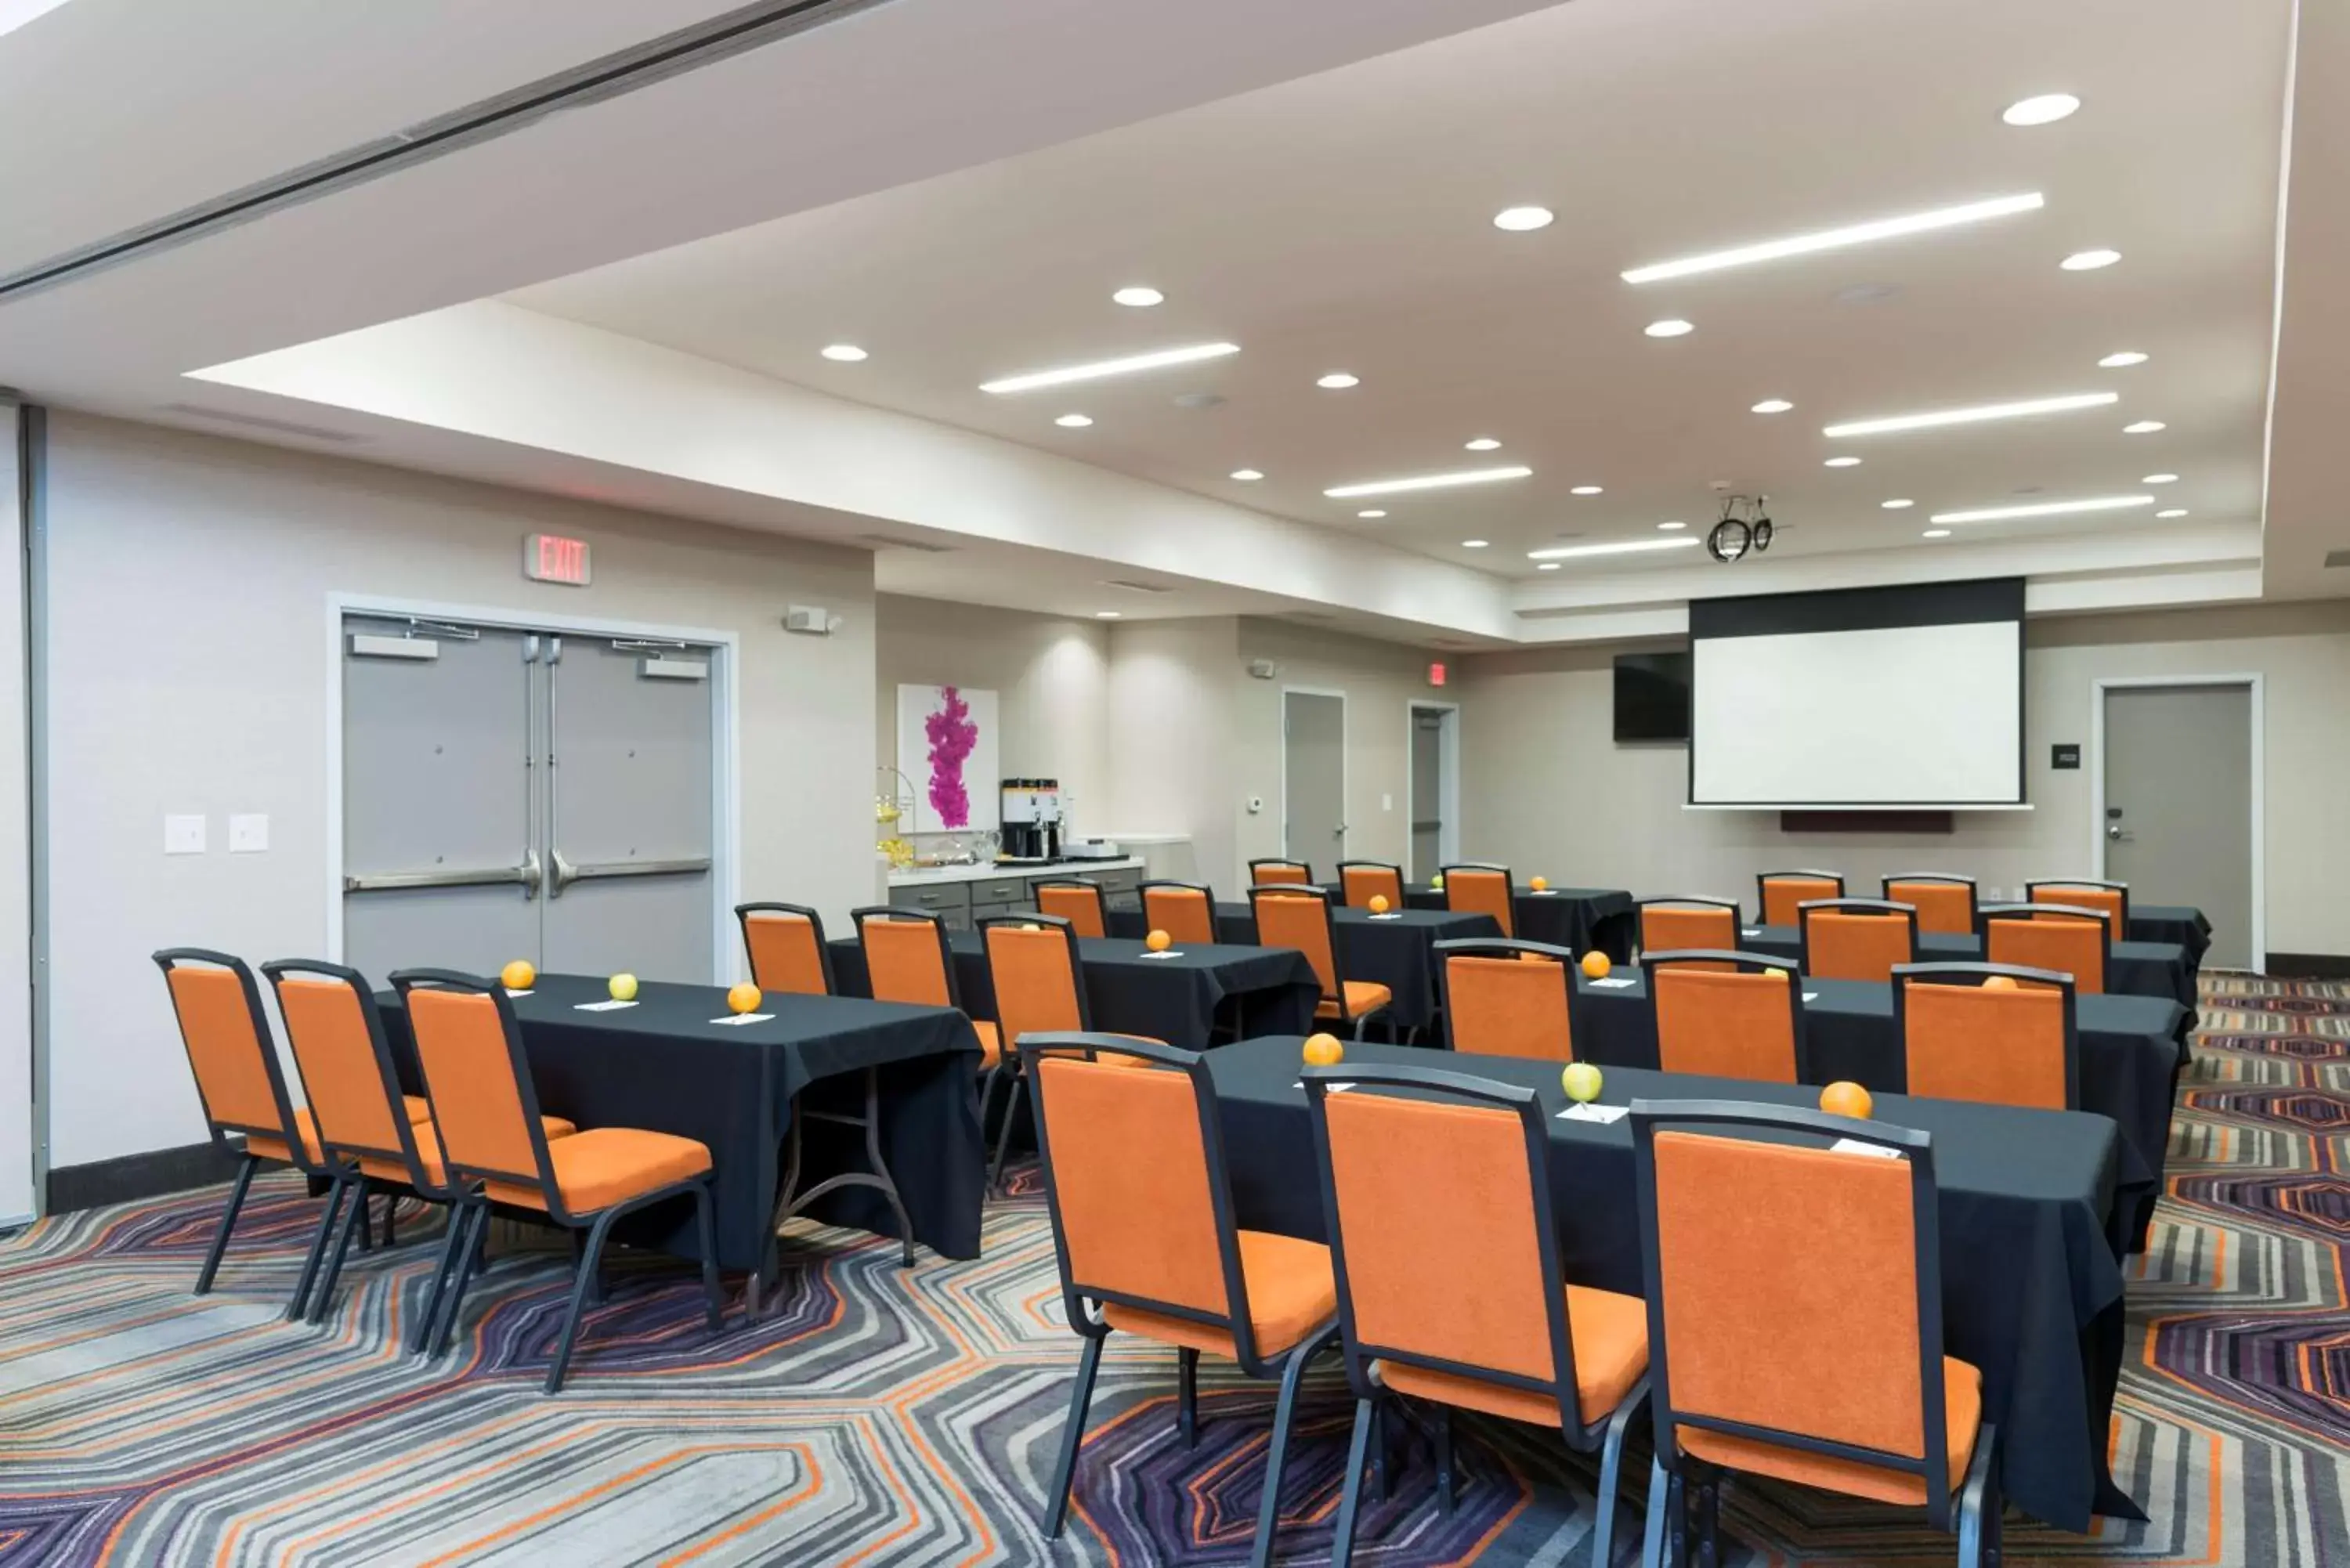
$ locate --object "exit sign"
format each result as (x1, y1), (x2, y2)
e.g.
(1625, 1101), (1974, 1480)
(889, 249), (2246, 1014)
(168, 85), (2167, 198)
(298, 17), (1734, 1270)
(1427, 661), (1448, 688)
(524, 533), (591, 586)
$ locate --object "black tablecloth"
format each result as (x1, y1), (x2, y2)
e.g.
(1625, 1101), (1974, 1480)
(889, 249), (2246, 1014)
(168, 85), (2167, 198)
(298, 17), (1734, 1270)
(376, 975), (985, 1275)
(828, 934), (1320, 1052)
(1207, 1036), (2149, 1533)
(2131, 905), (2212, 971)
(1571, 970), (2182, 1244)
(1737, 924), (2196, 1013)
(1330, 882), (1636, 960)
(1107, 904), (1501, 1031)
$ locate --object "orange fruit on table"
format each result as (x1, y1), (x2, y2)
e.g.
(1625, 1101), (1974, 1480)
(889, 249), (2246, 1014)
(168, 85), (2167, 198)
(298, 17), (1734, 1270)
(1983, 974), (2020, 991)
(1301, 1032), (1344, 1068)
(1819, 1080), (1874, 1120)
(1531, 876), (1549, 891)
(1580, 950), (1611, 980)
(1368, 894), (1390, 915)
(500, 959), (536, 992)
(726, 982), (762, 1014)
(1145, 928), (1172, 952)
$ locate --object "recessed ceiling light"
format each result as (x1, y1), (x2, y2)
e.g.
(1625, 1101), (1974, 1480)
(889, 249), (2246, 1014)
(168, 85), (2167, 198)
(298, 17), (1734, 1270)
(1570, 485), (1603, 497)
(1230, 468), (1264, 482)
(980, 341), (1239, 394)
(1822, 391), (2117, 439)
(2002, 93), (2081, 126)
(1881, 498), (1915, 509)
(1095, 610), (1123, 619)
(2142, 473), (2179, 484)
(1621, 192), (2044, 284)
(1658, 520), (1687, 530)
(1465, 437), (1502, 451)
(1055, 414), (1094, 428)
(1537, 562), (1563, 571)
(1325, 465), (1532, 499)
(1317, 372), (1361, 390)
(1493, 206), (1555, 232)
(1527, 537), (1704, 560)
(1922, 528), (1953, 539)
(1112, 286), (1164, 308)
(2060, 249), (2122, 271)
(1929, 494), (2154, 524)
(1751, 399), (1794, 414)
(820, 344), (868, 362)
(1644, 320), (1695, 338)
(2157, 508), (2189, 518)
(1462, 539), (1490, 549)
(1824, 456), (1863, 468)
(2124, 420), (2166, 435)
(2099, 351), (2149, 368)
(1357, 509), (1388, 519)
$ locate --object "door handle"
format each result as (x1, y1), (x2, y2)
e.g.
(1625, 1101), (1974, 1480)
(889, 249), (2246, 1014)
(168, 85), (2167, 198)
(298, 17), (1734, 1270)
(1332, 823), (1348, 837)
(345, 852), (540, 894)
(2106, 825), (2133, 843)
(547, 848), (713, 895)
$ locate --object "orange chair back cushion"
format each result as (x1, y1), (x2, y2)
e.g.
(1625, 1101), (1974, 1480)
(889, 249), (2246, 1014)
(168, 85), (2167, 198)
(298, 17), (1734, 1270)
(1446, 870), (1516, 937)
(1654, 968), (1797, 1082)
(1255, 862), (1311, 886)
(274, 977), (404, 1155)
(1641, 905), (1737, 959)
(1036, 886), (1106, 939)
(2034, 884), (2124, 928)
(1903, 982), (2068, 1111)
(1325, 1093), (1553, 1382)
(1885, 881), (1972, 935)
(1986, 917), (2103, 994)
(1761, 876), (1841, 927)
(406, 988), (541, 1183)
(1035, 1056), (1227, 1317)
(1340, 865), (1404, 910)
(1804, 912), (1914, 984)
(985, 927), (1086, 1040)
(165, 966), (283, 1134)
(1143, 887), (1217, 946)
(1447, 955), (1572, 1062)
(1254, 894), (1339, 996)
(743, 914), (828, 995)
(861, 918), (953, 1008)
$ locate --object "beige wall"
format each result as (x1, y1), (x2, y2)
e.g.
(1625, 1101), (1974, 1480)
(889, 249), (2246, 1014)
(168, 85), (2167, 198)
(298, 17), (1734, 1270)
(1457, 601), (2350, 956)
(42, 414), (877, 1169)
(874, 595), (1111, 840)
(1104, 617), (1242, 885)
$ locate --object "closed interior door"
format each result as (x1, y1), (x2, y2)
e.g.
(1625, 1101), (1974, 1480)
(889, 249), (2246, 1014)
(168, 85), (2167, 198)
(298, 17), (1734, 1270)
(1410, 707), (1444, 881)
(1283, 691), (1347, 865)
(2103, 682), (2254, 969)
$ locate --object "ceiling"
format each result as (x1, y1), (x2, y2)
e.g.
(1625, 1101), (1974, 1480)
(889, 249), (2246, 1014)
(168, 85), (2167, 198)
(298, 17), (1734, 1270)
(509, 0), (2288, 582)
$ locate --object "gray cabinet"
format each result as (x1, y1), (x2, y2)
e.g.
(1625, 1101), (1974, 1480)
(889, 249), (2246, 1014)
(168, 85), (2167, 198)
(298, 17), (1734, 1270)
(887, 862), (1148, 927)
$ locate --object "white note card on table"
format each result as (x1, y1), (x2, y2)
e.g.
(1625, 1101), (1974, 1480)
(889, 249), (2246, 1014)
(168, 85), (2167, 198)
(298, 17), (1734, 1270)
(1742, 927), (1762, 937)
(1138, 951), (1185, 961)
(1558, 1103), (1629, 1124)
(575, 999), (638, 1012)
(710, 1013), (774, 1026)
(504, 988), (533, 998)
(1589, 976), (1638, 989)
(1803, 992), (1820, 1002)
(1292, 1081), (1355, 1093)
(1830, 1138), (1904, 1159)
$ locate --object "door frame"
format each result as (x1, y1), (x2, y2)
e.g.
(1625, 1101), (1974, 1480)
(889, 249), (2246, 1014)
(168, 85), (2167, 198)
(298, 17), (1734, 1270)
(325, 593), (741, 984)
(1279, 685), (1349, 865)
(1405, 699), (1462, 874)
(2090, 673), (2262, 970)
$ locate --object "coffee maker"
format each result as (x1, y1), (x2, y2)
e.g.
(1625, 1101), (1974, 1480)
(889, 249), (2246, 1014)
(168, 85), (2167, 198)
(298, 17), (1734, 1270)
(999, 778), (1063, 862)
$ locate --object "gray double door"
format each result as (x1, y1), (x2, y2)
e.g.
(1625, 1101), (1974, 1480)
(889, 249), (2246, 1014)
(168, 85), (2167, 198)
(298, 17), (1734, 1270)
(341, 614), (718, 985)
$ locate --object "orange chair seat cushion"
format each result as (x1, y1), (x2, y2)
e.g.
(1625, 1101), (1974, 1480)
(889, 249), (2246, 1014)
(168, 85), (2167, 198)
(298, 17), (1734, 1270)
(483, 1125), (712, 1215)
(1317, 981), (1394, 1021)
(1678, 1355), (1983, 1506)
(1376, 1283), (1649, 1428)
(242, 1094), (439, 1167)
(1101, 1229), (1336, 1360)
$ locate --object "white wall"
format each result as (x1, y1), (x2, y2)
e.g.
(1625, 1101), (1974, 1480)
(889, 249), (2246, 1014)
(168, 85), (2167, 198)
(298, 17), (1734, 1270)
(0, 406), (31, 1223)
(1104, 618), (1241, 887)
(1458, 602), (2350, 955)
(874, 595), (1111, 841)
(41, 414), (877, 1170)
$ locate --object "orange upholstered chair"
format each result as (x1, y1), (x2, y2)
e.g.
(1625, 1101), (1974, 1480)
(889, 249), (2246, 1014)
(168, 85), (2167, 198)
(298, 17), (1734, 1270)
(1308, 1064), (1650, 1568)
(1637, 898), (1741, 964)
(1894, 963), (2078, 1112)
(1629, 1102), (2000, 1565)
(857, 907), (999, 1071)
(1882, 874), (1979, 936)
(264, 959), (577, 1339)
(391, 970), (726, 1391)
(978, 916), (1094, 1190)
(1799, 898), (1921, 984)
(1644, 951), (1810, 1083)
(733, 902), (834, 995)
(1979, 902), (2111, 995)
(1249, 884), (1392, 1039)
(2025, 880), (2129, 935)
(1338, 860), (1405, 911)
(1249, 858), (1314, 886)
(1141, 880), (1220, 946)
(154, 948), (336, 1310)
(1024, 1033), (1339, 1568)
(1034, 880), (1108, 939)
(1441, 864), (1517, 937)
(1759, 869), (1845, 928)
(1437, 938), (1576, 1061)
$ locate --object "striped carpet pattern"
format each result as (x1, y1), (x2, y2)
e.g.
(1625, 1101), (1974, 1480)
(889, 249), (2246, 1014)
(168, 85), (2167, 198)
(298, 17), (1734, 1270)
(2, 976), (2345, 1566)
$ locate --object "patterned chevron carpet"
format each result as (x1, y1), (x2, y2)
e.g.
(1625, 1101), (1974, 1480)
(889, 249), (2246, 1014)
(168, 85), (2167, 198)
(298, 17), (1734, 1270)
(2, 976), (2346, 1566)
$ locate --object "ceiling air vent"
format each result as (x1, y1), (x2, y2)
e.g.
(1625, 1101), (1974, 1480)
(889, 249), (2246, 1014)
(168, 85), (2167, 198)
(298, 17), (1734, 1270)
(858, 534), (954, 553)
(158, 403), (364, 443)
(1102, 579), (1174, 594)
(2325, 548), (2350, 569)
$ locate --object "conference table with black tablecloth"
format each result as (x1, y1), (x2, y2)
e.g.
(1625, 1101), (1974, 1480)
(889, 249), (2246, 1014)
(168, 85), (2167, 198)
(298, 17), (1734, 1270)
(1105, 904), (1501, 1031)
(1733, 923), (2197, 1017)
(1321, 881), (1637, 961)
(1206, 1036), (2150, 1533)
(2130, 904), (2212, 971)
(375, 975), (985, 1281)
(1570, 969), (2183, 1244)
(827, 933), (1320, 1051)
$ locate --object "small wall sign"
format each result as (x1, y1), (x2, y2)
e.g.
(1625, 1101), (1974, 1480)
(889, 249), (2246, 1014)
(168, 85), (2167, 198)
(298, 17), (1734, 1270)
(2051, 743), (2082, 770)
(524, 533), (591, 586)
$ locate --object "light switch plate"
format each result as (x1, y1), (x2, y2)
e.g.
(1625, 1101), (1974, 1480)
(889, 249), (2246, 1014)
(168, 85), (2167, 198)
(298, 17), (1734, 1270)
(229, 814), (269, 853)
(164, 815), (206, 854)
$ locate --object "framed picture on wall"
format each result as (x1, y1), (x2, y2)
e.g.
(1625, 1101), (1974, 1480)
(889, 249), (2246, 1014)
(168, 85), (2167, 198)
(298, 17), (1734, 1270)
(895, 684), (1001, 833)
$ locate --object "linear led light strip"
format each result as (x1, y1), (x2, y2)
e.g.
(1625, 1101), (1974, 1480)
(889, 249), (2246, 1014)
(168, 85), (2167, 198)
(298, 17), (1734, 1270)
(1324, 465), (1531, 499)
(1526, 537), (1701, 560)
(1928, 495), (2153, 524)
(1621, 193), (2044, 284)
(1823, 391), (2117, 439)
(979, 341), (1239, 394)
